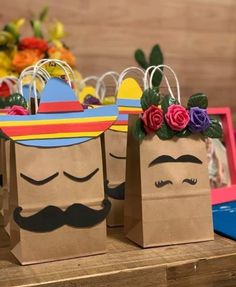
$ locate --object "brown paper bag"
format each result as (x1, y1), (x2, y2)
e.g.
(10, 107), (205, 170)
(102, 73), (143, 227)
(124, 115), (214, 247)
(0, 73), (118, 265)
(103, 130), (127, 226)
(10, 137), (109, 264)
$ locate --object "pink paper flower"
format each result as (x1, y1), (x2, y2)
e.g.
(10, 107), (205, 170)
(7, 105), (29, 115)
(141, 105), (163, 134)
(165, 104), (189, 131)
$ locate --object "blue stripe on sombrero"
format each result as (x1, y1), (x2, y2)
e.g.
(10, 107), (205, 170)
(116, 114), (128, 121)
(117, 99), (141, 108)
(18, 137), (91, 147)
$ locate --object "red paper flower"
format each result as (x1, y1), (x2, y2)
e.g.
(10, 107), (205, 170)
(165, 104), (189, 131)
(141, 105), (163, 134)
(0, 82), (11, 98)
(7, 105), (29, 115)
(19, 37), (48, 53)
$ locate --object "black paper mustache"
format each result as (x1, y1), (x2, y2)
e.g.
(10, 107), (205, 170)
(14, 199), (111, 233)
(104, 180), (125, 200)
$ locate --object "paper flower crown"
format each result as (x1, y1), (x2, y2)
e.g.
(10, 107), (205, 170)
(134, 66), (223, 140)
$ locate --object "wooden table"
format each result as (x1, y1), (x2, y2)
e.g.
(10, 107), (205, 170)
(0, 227), (236, 287)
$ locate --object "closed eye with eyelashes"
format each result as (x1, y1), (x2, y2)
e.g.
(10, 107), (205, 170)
(20, 172), (59, 185)
(63, 168), (99, 182)
(155, 180), (173, 188)
(182, 178), (198, 185)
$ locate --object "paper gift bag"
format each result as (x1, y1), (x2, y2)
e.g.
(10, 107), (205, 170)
(102, 69), (144, 226)
(124, 65), (222, 247)
(0, 61), (118, 264)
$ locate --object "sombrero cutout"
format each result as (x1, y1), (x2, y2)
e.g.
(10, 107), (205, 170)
(0, 77), (118, 147)
(109, 67), (144, 132)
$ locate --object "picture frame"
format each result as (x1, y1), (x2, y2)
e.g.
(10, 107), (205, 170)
(208, 107), (236, 204)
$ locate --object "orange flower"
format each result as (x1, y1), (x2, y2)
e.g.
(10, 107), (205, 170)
(48, 46), (76, 67)
(12, 49), (44, 73)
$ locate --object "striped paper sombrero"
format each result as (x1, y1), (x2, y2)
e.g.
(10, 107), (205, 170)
(110, 77), (143, 132)
(0, 78), (118, 147)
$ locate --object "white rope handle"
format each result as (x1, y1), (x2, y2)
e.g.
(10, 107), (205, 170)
(117, 67), (145, 89)
(95, 71), (119, 102)
(77, 76), (100, 102)
(32, 59), (76, 112)
(145, 65), (181, 104)
(18, 66), (50, 102)
(0, 76), (18, 95)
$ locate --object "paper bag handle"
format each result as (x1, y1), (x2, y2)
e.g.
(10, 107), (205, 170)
(117, 67), (145, 89)
(0, 76), (18, 95)
(95, 71), (119, 102)
(18, 65), (50, 101)
(145, 65), (181, 104)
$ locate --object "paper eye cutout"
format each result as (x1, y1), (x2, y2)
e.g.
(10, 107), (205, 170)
(63, 168), (99, 182)
(155, 180), (173, 188)
(20, 172), (59, 185)
(109, 153), (126, 160)
(182, 178), (198, 185)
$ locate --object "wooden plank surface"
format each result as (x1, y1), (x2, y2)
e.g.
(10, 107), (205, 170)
(0, 227), (236, 286)
(0, 0), (236, 123)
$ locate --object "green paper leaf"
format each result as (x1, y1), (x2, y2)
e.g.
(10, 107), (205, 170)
(161, 95), (178, 113)
(7, 93), (28, 109)
(0, 97), (9, 109)
(133, 118), (146, 141)
(149, 44), (164, 87)
(175, 128), (191, 138)
(134, 49), (148, 69)
(31, 20), (43, 38)
(202, 119), (223, 138)
(187, 93), (208, 109)
(39, 6), (48, 22)
(141, 88), (160, 110)
(156, 121), (175, 140)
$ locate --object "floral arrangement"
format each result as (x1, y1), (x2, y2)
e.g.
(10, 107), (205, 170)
(134, 89), (223, 140)
(0, 7), (77, 77)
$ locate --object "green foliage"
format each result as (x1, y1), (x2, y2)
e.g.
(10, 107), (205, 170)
(134, 49), (148, 69)
(133, 118), (146, 140)
(156, 121), (174, 140)
(134, 43), (164, 87)
(140, 88), (160, 110)
(202, 119), (223, 138)
(187, 93), (208, 109)
(0, 93), (28, 109)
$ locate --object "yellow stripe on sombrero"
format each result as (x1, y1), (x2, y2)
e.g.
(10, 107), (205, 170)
(110, 125), (128, 132)
(118, 107), (142, 112)
(117, 78), (142, 100)
(0, 116), (116, 127)
(12, 131), (101, 141)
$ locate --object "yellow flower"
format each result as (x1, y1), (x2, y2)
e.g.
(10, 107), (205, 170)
(0, 51), (12, 71)
(49, 21), (65, 48)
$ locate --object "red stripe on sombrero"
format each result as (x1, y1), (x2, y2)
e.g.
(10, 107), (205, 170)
(2, 121), (113, 137)
(119, 110), (142, 114)
(113, 120), (128, 125)
(38, 101), (84, 113)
